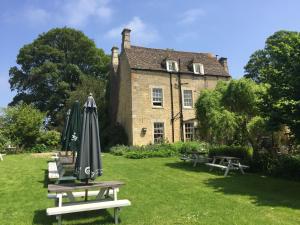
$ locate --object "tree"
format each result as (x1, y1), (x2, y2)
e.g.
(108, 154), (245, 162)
(9, 27), (110, 125)
(61, 75), (108, 131)
(0, 104), (45, 148)
(195, 79), (268, 148)
(244, 30), (300, 141)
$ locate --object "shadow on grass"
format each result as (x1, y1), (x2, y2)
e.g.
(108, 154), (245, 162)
(38, 169), (49, 188)
(204, 175), (300, 209)
(33, 208), (116, 225)
(166, 161), (300, 210)
(165, 161), (226, 175)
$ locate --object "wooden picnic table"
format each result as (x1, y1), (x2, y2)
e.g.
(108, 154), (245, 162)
(47, 181), (130, 224)
(181, 151), (209, 167)
(205, 156), (249, 176)
(6, 145), (16, 154)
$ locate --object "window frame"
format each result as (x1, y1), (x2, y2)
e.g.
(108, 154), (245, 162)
(153, 122), (165, 144)
(184, 122), (195, 141)
(166, 60), (179, 72)
(151, 87), (164, 108)
(182, 89), (193, 109)
(193, 63), (204, 75)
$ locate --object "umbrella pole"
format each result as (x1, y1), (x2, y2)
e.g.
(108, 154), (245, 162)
(72, 151), (75, 163)
(85, 179), (88, 201)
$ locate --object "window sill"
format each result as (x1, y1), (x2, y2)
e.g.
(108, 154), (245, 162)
(152, 106), (164, 109)
(183, 107), (194, 110)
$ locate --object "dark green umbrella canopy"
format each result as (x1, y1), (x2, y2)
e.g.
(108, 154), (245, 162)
(75, 94), (102, 181)
(61, 109), (71, 151)
(64, 101), (82, 154)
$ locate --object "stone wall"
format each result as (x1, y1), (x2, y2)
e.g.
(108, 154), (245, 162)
(129, 70), (229, 145)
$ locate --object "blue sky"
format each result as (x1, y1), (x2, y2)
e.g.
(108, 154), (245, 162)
(1, 0), (300, 108)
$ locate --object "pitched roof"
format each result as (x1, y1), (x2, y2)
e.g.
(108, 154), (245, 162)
(124, 46), (230, 77)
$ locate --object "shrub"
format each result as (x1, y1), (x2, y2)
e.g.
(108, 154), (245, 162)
(30, 144), (49, 153)
(251, 152), (300, 180)
(0, 104), (45, 148)
(209, 145), (253, 164)
(0, 130), (10, 151)
(110, 143), (179, 159)
(175, 141), (210, 155)
(37, 130), (60, 147)
(110, 145), (132, 156)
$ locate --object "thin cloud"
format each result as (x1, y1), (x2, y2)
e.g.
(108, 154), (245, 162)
(106, 16), (159, 45)
(2, 0), (113, 27)
(61, 0), (113, 27)
(178, 8), (206, 24)
(2, 7), (50, 25)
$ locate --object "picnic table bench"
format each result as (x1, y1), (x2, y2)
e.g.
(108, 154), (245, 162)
(205, 156), (249, 176)
(47, 181), (131, 225)
(48, 161), (76, 184)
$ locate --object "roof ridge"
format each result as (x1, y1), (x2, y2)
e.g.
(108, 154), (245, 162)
(130, 45), (213, 56)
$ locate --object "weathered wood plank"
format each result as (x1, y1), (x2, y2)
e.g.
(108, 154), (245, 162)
(48, 181), (124, 193)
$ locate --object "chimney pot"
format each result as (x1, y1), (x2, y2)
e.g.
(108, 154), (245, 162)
(121, 28), (131, 50)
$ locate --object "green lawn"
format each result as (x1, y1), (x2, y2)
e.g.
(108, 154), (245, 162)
(0, 153), (300, 225)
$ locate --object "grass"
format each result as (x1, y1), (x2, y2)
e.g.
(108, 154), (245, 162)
(0, 153), (300, 225)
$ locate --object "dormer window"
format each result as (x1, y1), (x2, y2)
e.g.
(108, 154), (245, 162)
(166, 60), (178, 72)
(193, 63), (204, 75)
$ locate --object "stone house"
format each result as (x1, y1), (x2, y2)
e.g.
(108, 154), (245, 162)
(109, 28), (231, 146)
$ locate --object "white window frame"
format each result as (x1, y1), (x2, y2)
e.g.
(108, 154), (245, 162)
(166, 60), (179, 72)
(193, 63), (204, 75)
(153, 122), (164, 144)
(151, 87), (164, 108)
(184, 122), (195, 141)
(182, 89), (193, 108)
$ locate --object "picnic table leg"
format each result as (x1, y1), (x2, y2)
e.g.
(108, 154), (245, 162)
(210, 157), (216, 171)
(114, 207), (120, 224)
(56, 215), (62, 225)
(238, 163), (245, 174)
(0, 154), (3, 161)
(224, 160), (231, 176)
(193, 154), (198, 167)
(224, 167), (230, 176)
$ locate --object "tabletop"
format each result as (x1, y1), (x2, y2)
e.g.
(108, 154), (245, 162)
(213, 156), (240, 160)
(48, 181), (124, 193)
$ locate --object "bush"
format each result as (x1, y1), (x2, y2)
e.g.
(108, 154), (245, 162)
(30, 144), (49, 153)
(37, 130), (60, 147)
(110, 143), (179, 159)
(209, 145), (253, 164)
(0, 130), (11, 151)
(175, 141), (209, 155)
(0, 104), (45, 148)
(251, 152), (300, 181)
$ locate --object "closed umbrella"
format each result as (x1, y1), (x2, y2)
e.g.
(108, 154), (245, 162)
(74, 94), (102, 200)
(61, 109), (71, 152)
(64, 101), (82, 160)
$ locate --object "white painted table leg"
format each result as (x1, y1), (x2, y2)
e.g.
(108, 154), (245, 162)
(0, 154), (3, 161)
(210, 157), (216, 171)
(224, 160), (231, 176)
(114, 207), (119, 224)
(113, 188), (118, 201)
(239, 162), (245, 174)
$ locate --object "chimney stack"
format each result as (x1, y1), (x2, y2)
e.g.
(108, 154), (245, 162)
(121, 28), (131, 51)
(218, 57), (229, 73)
(111, 46), (119, 72)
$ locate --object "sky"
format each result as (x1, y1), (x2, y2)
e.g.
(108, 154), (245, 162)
(1, 0), (300, 108)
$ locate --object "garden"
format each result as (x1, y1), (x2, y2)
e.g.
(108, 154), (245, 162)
(0, 28), (300, 225)
(1, 153), (300, 225)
